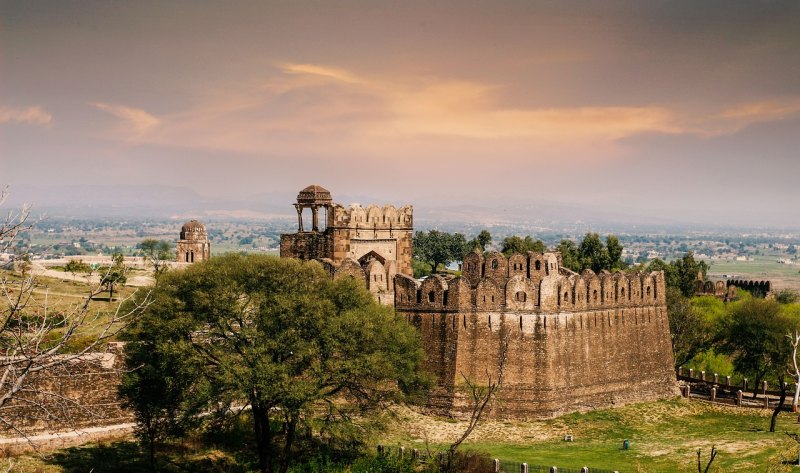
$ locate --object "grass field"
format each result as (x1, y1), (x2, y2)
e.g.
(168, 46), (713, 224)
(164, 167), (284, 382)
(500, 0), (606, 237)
(707, 255), (800, 291)
(5, 399), (800, 472)
(383, 399), (800, 472)
(1, 269), (142, 350)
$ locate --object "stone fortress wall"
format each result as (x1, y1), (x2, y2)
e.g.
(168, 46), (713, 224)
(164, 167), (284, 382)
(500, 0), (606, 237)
(694, 277), (772, 300)
(395, 249), (678, 419)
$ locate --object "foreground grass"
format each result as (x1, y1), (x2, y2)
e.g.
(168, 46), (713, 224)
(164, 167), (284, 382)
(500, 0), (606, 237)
(6, 399), (800, 472)
(383, 398), (800, 472)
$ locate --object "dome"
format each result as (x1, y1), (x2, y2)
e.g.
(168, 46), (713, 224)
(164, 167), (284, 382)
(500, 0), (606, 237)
(180, 219), (207, 240)
(297, 184), (332, 204)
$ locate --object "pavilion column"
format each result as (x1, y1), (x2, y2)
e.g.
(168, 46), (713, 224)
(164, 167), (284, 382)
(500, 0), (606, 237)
(312, 206), (319, 232)
(295, 205), (304, 232)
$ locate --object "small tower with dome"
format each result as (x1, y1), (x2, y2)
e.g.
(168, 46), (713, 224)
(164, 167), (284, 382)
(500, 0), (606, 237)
(177, 219), (211, 263)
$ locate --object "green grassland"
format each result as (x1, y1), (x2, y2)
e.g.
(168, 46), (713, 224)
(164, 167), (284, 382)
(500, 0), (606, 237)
(7, 399), (800, 472)
(384, 399), (800, 472)
(707, 255), (800, 291)
(1, 269), (141, 351)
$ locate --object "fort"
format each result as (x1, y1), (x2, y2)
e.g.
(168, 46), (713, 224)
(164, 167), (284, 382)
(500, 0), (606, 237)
(281, 185), (679, 419)
(280, 185), (413, 305)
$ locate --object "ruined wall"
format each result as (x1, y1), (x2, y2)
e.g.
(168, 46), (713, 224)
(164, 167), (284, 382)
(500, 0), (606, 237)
(279, 232), (333, 261)
(396, 251), (678, 420)
(280, 200), (413, 278)
(328, 204), (413, 277)
(0, 345), (131, 435)
(727, 279), (772, 296)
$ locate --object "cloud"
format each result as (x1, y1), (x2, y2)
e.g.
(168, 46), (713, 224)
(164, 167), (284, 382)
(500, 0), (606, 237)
(89, 63), (800, 162)
(93, 102), (160, 136)
(278, 63), (367, 85)
(0, 106), (52, 126)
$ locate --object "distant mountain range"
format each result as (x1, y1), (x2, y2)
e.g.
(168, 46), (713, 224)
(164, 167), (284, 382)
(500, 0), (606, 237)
(5, 184), (799, 233)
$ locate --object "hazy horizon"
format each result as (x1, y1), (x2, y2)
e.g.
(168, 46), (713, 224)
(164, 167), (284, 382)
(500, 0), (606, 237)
(2, 1), (799, 227)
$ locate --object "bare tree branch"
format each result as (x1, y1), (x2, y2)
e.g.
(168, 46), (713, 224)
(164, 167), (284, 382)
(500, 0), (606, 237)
(444, 330), (511, 471)
(0, 188), (152, 444)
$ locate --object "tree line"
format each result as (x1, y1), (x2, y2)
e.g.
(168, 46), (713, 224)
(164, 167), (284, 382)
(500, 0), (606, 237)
(412, 229), (627, 276)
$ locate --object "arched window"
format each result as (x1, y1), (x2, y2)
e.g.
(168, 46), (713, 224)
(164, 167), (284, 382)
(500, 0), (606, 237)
(535, 260), (541, 270)
(516, 291), (526, 302)
(646, 286), (651, 297)
(593, 289), (598, 302)
(491, 259), (498, 270)
(564, 291), (569, 304)
(428, 291), (435, 303)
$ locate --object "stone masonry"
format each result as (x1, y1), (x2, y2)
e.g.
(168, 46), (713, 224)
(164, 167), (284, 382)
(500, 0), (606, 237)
(280, 185), (413, 305)
(176, 219), (211, 263)
(395, 249), (678, 420)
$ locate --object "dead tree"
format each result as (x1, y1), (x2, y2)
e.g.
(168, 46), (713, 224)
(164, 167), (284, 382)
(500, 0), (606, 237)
(0, 189), (151, 443)
(788, 330), (800, 411)
(697, 445), (717, 473)
(444, 331), (510, 472)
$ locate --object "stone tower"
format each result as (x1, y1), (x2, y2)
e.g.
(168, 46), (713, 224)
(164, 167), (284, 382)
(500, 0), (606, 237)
(280, 184), (413, 304)
(177, 219), (211, 263)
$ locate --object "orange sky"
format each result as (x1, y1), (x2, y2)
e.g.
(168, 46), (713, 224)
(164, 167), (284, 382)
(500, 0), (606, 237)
(1, 1), (799, 225)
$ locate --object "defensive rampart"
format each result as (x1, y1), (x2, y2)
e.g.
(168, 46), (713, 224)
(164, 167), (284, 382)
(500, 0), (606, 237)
(395, 250), (678, 420)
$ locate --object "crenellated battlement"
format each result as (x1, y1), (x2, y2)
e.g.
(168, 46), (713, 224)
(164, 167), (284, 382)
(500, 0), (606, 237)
(329, 203), (413, 229)
(395, 250), (666, 313)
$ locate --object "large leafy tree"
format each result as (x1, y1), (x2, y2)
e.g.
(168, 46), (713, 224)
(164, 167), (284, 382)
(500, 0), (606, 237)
(413, 230), (467, 273)
(717, 299), (793, 403)
(139, 239), (174, 282)
(557, 240), (581, 272)
(465, 230), (493, 253)
(667, 288), (713, 368)
(500, 235), (545, 256)
(578, 233), (610, 273)
(647, 252), (709, 297)
(121, 254), (428, 473)
(606, 234), (624, 270)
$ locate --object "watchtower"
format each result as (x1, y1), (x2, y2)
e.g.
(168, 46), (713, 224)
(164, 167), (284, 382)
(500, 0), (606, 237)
(176, 219), (211, 263)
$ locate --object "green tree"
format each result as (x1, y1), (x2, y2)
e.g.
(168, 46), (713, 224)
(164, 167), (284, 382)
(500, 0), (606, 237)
(578, 233), (610, 273)
(64, 259), (90, 277)
(501, 235), (545, 256)
(557, 240), (581, 272)
(465, 230), (493, 253)
(606, 234), (624, 270)
(647, 253), (708, 297)
(667, 288), (713, 368)
(121, 255), (428, 473)
(717, 299), (793, 409)
(413, 230), (467, 273)
(776, 289), (799, 305)
(139, 239), (173, 282)
(100, 252), (127, 300)
(119, 338), (194, 471)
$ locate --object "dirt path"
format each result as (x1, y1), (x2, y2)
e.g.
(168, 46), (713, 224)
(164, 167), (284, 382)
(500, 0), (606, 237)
(0, 423), (135, 454)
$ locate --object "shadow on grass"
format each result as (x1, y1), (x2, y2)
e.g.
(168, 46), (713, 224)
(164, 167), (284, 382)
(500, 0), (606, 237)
(45, 439), (255, 473)
(46, 441), (150, 473)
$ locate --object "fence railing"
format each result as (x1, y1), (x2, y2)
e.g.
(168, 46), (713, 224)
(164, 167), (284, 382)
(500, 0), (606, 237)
(677, 367), (796, 410)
